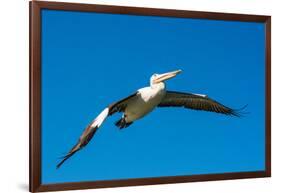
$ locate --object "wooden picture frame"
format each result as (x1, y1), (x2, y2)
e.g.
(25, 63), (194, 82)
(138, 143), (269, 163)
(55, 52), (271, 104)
(30, 1), (271, 192)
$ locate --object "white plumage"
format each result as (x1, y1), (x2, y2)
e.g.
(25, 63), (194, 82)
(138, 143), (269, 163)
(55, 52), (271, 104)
(125, 84), (166, 122)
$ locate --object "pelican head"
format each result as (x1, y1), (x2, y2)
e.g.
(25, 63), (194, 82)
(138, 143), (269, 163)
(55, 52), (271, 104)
(150, 70), (182, 86)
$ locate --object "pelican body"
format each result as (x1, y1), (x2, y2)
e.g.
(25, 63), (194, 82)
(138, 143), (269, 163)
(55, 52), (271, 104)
(57, 70), (243, 168)
(116, 70), (179, 127)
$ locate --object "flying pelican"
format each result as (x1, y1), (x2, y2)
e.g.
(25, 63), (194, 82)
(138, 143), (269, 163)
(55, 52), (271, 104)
(57, 69), (244, 168)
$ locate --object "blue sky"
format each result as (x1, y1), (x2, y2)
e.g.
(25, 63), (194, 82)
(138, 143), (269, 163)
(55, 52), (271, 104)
(41, 9), (266, 184)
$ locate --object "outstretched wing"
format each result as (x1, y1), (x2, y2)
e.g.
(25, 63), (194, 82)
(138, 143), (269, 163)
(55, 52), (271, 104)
(158, 91), (244, 116)
(56, 92), (138, 169)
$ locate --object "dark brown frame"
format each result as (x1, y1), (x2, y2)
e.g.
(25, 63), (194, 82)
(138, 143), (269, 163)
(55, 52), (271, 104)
(30, 1), (271, 192)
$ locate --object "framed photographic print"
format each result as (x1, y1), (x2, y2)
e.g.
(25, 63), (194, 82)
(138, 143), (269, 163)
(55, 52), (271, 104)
(30, 1), (271, 192)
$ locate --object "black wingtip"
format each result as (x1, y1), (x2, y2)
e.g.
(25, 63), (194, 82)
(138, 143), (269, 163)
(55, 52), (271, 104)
(56, 153), (73, 169)
(231, 104), (249, 117)
(56, 145), (80, 169)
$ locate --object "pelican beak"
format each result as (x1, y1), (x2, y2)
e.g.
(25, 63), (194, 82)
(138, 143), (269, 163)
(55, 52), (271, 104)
(154, 70), (182, 84)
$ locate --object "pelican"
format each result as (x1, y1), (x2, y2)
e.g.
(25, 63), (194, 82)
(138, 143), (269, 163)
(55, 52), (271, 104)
(57, 69), (244, 168)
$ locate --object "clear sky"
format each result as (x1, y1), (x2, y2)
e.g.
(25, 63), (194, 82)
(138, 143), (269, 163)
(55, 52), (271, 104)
(41, 9), (266, 184)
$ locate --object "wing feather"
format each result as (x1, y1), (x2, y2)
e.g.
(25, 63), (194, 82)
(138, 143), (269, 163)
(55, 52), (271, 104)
(158, 91), (243, 116)
(56, 92), (138, 168)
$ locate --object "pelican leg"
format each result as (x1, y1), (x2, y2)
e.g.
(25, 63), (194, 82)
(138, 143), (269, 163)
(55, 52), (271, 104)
(115, 116), (133, 129)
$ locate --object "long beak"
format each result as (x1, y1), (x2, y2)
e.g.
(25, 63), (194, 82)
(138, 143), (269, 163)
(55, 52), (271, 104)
(154, 70), (182, 84)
